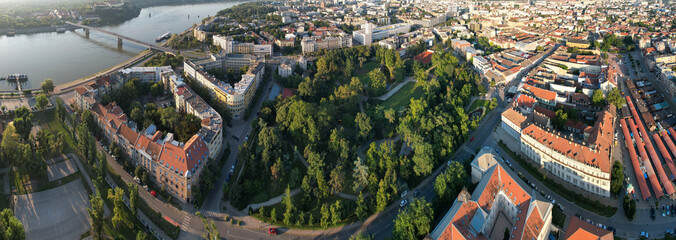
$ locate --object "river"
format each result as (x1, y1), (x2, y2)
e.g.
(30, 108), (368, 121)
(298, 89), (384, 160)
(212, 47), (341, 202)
(0, 1), (243, 91)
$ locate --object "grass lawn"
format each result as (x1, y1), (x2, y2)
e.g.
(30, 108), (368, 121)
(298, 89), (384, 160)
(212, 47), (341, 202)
(35, 109), (77, 154)
(354, 61), (381, 86)
(467, 99), (490, 113)
(379, 82), (425, 110)
(252, 193), (357, 229)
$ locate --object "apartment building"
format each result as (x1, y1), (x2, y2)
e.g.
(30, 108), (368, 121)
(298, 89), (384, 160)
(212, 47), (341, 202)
(519, 106), (614, 197)
(85, 69), (223, 203)
(213, 35), (273, 56)
(301, 34), (352, 54)
(184, 56), (265, 119)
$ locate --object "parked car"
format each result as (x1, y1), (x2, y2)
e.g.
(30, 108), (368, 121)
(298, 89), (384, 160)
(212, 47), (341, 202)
(641, 232), (649, 238)
(399, 199), (408, 208)
(268, 228), (277, 235)
(226, 173), (232, 183)
(413, 189), (421, 197)
(651, 208), (656, 220)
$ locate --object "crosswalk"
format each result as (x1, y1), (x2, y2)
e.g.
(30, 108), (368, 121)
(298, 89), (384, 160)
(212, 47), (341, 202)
(201, 210), (226, 219)
(181, 214), (192, 230)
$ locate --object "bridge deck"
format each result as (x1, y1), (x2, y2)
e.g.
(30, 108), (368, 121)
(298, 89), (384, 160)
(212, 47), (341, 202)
(65, 21), (174, 53)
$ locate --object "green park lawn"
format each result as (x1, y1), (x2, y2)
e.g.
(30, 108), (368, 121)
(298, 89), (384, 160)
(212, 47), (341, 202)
(379, 82), (425, 110)
(354, 61), (380, 86)
(252, 193), (357, 229)
(467, 99), (490, 113)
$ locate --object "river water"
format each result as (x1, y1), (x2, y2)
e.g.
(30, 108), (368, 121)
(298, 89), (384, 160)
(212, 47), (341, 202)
(0, 1), (242, 91)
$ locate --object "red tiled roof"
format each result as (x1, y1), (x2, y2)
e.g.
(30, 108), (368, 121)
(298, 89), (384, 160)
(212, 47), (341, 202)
(564, 217), (613, 240)
(413, 50), (434, 65)
(516, 94), (535, 109)
(158, 135), (208, 175)
(534, 106), (555, 119)
(118, 124), (140, 145)
(523, 84), (556, 101)
(435, 164), (548, 240)
(522, 124), (610, 173)
(75, 86), (88, 95)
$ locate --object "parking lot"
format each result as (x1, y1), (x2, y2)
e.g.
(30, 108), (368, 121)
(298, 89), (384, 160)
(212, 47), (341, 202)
(14, 179), (90, 240)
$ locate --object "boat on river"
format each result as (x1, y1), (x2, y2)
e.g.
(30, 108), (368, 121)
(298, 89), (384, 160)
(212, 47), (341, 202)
(156, 32), (171, 42)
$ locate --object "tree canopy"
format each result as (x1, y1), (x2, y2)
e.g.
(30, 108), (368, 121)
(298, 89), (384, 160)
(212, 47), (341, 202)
(392, 198), (434, 240)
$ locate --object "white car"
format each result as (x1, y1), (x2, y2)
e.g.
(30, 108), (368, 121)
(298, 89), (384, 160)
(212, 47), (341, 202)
(399, 199), (408, 208)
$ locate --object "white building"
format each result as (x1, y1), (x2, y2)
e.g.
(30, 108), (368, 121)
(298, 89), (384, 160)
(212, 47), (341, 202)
(352, 23), (411, 45)
(118, 66), (173, 82)
(213, 35), (273, 56)
(519, 108), (614, 198)
(473, 56), (491, 74)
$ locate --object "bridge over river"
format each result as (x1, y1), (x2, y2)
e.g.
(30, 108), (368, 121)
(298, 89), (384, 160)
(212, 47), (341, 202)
(65, 21), (175, 54)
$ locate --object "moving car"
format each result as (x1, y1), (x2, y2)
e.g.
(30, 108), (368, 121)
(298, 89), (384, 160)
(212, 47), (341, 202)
(268, 228), (277, 235)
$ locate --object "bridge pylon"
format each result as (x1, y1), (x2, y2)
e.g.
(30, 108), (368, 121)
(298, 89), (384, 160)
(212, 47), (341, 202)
(118, 38), (123, 47)
(85, 29), (90, 38)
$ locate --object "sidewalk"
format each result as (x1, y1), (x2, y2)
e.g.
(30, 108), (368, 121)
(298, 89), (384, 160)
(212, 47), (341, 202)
(376, 77), (415, 101)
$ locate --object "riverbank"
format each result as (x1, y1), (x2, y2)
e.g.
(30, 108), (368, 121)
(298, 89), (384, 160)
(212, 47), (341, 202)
(0, 25), (78, 36)
(0, 0), (244, 37)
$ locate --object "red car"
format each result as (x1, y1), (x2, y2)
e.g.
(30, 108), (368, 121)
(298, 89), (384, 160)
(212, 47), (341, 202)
(268, 228), (277, 235)
(470, 137), (474, 142)
(150, 190), (157, 197)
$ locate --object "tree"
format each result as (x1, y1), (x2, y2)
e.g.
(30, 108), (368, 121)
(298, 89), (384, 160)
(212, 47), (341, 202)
(611, 161), (624, 195)
(270, 208), (277, 222)
(35, 95), (49, 110)
(330, 200), (342, 225)
(136, 232), (149, 240)
(606, 88), (625, 108)
(353, 157), (369, 191)
(196, 212), (219, 240)
(414, 68), (427, 83)
(375, 180), (390, 212)
(320, 204), (330, 228)
(329, 166), (345, 193)
(108, 187), (126, 230)
(553, 109), (568, 131)
(283, 186), (294, 225)
(150, 82), (164, 96)
(0, 208), (25, 240)
(392, 198), (433, 240)
(592, 89), (606, 107)
(412, 142), (434, 176)
(623, 194), (636, 220)
(41, 79), (54, 94)
(350, 231), (373, 240)
(12, 107), (33, 142)
(355, 112), (372, 141)
(368, 69), (387, 96)
(489, 97), (498, 110)
(356, 192), (368, 220)
(1, 124), (20, 167)
(87, 193), (104, 240)
(434, 161), (468, 211)
(127, 183), (139, 217)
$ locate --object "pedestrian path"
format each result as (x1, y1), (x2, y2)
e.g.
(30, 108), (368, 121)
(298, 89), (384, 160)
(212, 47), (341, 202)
(376, 77), (415, 101)
(246, 188), (301, 211)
